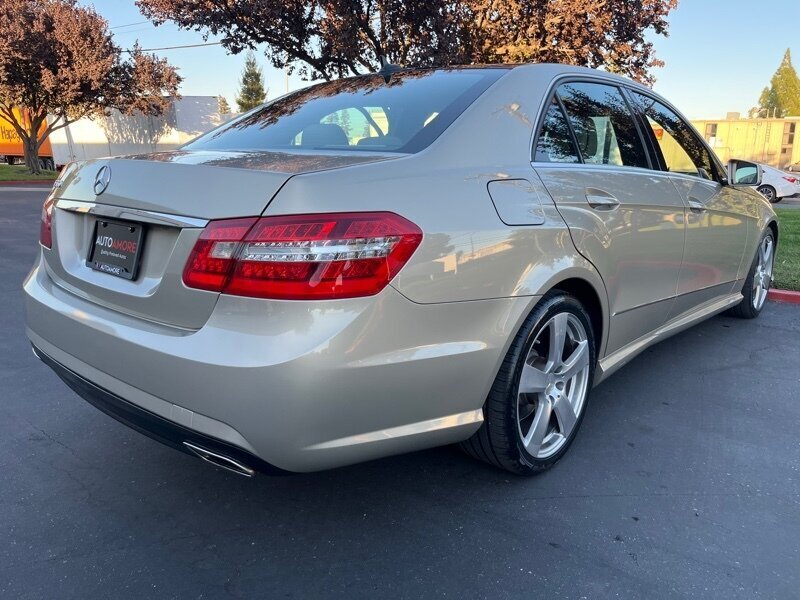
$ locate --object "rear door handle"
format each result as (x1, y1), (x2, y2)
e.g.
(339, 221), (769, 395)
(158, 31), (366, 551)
(585, 190), (620, 210)
(688, 198), (707, 212)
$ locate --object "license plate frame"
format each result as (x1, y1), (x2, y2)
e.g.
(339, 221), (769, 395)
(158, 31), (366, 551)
(86, 218), (145, 281)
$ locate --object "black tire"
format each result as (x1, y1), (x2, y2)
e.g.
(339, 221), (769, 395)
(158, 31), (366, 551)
(757, 185), (779, 203)
(43, 158), (55, 171)
(726, 229), (775, 319)
(460, 291), (596, 475)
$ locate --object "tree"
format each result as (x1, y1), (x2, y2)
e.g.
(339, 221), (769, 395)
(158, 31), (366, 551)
(235, 51), (267, 112)
(218, 95), (231, 115)
(753, 49), (800, 118)
(0, 0), (181, 173)
(137, 0), (677, 85)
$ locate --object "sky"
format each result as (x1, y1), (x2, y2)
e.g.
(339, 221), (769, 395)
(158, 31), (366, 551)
(94, 0), (800, 119)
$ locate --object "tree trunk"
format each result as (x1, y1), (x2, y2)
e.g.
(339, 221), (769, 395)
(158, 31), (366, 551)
(23, 136), (41, 174)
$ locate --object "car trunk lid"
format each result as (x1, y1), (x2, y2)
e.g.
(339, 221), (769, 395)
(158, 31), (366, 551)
(43, 150), (396, 329)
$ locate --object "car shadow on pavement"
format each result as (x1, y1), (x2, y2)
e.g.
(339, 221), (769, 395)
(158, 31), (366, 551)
(6, 303), (800, 598)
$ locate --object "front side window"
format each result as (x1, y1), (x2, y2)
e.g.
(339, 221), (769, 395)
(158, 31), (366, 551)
(556, 82), (649, 169)
(186, 69), (506, 154)
(631, 92), (717, 181)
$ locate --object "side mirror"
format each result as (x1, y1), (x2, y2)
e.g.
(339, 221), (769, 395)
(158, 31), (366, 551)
(728, 159), (762, 186)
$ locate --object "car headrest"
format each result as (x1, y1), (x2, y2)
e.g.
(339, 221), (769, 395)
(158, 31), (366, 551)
(301, 123), (349, 148)
(573, 117), (598, 159)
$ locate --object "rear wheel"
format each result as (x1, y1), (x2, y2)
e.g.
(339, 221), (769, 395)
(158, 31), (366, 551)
(461, 292), (596, 474)
(727, 230), (775, 319)
(757, 185), (779, 203)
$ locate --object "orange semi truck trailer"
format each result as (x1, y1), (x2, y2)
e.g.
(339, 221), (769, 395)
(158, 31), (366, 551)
(0, 108), (55, 170)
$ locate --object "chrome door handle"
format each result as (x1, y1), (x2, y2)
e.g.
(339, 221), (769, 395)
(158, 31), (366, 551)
(586, 192), (620, 210)
(688, 199), (707, 212)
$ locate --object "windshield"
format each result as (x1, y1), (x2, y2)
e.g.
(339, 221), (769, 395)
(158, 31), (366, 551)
(185, 68), (507, 154)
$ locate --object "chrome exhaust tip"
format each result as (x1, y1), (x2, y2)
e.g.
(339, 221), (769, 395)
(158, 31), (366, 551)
(183, 441), (255, 477)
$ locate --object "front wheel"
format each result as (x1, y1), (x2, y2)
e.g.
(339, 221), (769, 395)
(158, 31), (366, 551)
(461, 292), (596, 475)
(727, 230), (775, 319)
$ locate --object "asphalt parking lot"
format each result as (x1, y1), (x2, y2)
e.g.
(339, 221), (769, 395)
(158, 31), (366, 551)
(2, 186), (799, 599)
(779, 195), (800, 209)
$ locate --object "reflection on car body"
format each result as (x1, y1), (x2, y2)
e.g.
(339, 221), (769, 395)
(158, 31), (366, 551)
(25, 64), (778, 476)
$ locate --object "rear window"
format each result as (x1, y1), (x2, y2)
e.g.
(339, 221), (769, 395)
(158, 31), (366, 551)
(185, 69), (507, 154)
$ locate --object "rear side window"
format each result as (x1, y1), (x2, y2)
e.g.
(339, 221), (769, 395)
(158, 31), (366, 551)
(630, 92), (718, 181)
(534, 98), (581, 163)
(185, 69), (507, 154)
(556, 82), (650, 169)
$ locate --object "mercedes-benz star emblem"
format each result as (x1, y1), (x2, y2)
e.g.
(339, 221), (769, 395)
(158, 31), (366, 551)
(94, 165), (111, 195)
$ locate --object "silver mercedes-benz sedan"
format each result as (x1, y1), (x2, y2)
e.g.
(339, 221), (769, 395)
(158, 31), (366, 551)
(25, 64), (778, 476)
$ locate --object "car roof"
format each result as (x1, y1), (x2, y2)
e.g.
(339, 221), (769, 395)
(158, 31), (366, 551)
(382, 62), (663, 103)
(510, 63), (654, 92)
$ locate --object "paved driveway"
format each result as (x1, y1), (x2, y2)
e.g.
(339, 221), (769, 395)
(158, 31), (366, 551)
(2, 187), (799, 599)
(778, 196), (800, 209)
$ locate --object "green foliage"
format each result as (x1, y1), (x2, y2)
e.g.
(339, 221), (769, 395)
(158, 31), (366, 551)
(755, 50), (800, 118)
(235, 52), (267, 112)
(0, 164), (57, 181)
(774, 208), (800, 291)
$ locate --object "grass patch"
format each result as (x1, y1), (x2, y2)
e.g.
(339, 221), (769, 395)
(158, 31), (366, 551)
(0, 164), (57, 182)
(774, 208), (800, 291)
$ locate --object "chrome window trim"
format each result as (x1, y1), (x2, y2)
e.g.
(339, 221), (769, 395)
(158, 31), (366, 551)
(529, 161), (674, 180)
(529, 71), (727, 182)
(56, 199), (209, 229)
(530, 73), (653, 163)
(623, 88), (729, 183)
(530, 74), (654, 171)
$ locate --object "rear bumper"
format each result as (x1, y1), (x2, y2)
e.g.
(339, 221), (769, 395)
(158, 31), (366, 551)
(33, 344), (286, 475)
(24, 258), (532, 472)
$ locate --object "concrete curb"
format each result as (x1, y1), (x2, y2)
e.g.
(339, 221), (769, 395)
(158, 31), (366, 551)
(769, 289), (800, 304)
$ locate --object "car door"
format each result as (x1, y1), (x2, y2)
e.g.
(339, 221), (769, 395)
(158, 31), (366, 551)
(628, 91), (750, 318)
(533, 80), (686, 354)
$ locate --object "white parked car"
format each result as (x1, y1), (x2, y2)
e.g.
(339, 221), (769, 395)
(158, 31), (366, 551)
(741, 162), (800, 203)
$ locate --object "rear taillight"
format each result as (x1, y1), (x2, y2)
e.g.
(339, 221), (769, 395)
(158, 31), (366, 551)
(182, 218), (259, 292)
(783, 176), (798, 184)
(39, 197), (55, 248)
(183, 212), (422, 300)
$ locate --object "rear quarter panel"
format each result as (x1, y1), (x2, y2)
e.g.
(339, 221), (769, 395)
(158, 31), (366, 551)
(262, 66), (608, 309)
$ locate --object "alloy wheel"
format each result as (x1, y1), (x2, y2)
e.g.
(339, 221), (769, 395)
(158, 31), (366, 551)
(517, 313), (591, 460)
(753, 235), (774, 310)
(758, 186), (776, 202)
